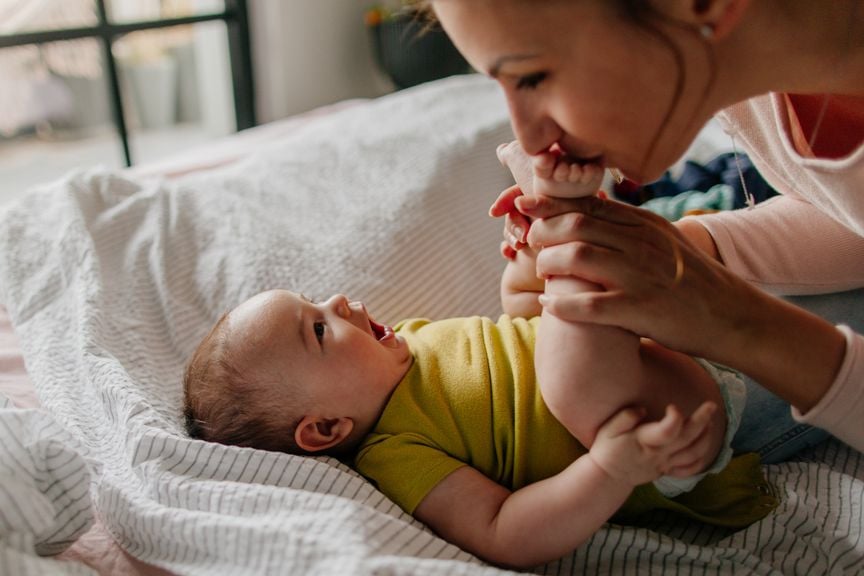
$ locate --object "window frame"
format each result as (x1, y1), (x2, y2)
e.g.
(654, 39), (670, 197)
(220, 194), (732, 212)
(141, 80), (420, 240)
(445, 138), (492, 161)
(0, 0), (256, 166)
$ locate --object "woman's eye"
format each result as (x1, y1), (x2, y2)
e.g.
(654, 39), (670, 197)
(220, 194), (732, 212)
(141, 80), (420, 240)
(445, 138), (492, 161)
(516, 72), (547, 91)
(313, 322), (325, 343)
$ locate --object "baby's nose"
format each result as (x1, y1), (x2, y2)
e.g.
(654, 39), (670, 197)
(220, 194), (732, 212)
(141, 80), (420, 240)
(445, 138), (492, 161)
(326, 294), (351, 317)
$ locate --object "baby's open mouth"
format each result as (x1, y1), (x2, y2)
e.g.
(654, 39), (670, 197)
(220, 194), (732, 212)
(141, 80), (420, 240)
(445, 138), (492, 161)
(369, 318), (389, 341)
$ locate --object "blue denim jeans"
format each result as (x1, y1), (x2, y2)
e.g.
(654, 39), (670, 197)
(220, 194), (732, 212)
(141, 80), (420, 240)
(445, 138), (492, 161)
(730, 287), (864, 463)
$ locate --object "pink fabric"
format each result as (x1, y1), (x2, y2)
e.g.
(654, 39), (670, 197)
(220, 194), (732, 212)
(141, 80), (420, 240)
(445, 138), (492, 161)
(792, 326), (864, 452)
(715, 93), (864, 236)
(694, 94), (864, 452)
(691, 195), (864, 294)
(696, 94), (864, 294)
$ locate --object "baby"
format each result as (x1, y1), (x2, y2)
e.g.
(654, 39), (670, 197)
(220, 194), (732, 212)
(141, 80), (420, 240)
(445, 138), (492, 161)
(183, 288), (773, 568)
(183, 202), (774, 570)
(183, 142), (774, 570)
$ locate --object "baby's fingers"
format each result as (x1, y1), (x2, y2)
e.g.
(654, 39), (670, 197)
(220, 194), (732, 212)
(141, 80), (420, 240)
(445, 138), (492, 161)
(637, 405), (685, 448)
(502, 211), (530, 246)
(599, 406), (647, 438)
(500, 241), (518, 261)
(489, 184), (524, 218)
(664, 425), (715, 477)
(681, 401), (717, 442)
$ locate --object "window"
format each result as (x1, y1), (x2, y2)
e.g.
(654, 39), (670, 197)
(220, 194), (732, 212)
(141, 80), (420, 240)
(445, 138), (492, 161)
(0, 0), (253, 201)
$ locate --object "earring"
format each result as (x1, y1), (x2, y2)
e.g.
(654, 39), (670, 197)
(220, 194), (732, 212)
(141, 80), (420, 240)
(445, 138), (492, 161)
(699, 24), (715, 39)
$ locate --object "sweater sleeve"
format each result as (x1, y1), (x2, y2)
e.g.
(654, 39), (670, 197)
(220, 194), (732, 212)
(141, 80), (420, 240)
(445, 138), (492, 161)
(791, 326), (864, 452)
(689, 195), (864, 295)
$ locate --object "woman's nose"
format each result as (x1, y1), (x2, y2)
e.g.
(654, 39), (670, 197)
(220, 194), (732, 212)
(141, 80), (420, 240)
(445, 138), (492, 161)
(506, 95), (561, 156)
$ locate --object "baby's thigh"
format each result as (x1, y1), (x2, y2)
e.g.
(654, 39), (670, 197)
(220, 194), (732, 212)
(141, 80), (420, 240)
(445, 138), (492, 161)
(535, 298), (645, 445)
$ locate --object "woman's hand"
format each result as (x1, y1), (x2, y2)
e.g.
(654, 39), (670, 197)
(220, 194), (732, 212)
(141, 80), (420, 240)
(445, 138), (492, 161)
(490, 184), (528, 260)
(516, 193), (754, 359)
(490, 141), (537, 260)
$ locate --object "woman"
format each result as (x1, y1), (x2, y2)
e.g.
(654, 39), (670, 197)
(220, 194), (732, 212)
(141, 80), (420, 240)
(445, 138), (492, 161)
(427, 0), (864, 456)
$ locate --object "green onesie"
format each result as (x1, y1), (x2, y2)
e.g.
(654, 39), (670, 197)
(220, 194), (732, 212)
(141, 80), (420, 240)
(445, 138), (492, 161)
(355, 316), (776, 528)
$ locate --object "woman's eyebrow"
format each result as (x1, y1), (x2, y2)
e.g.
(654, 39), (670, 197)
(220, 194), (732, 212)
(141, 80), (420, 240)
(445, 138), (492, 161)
(488, 54), (540, 78)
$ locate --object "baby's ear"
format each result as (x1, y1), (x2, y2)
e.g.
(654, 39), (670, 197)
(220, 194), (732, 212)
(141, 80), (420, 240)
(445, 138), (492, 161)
(295, 416), (354, 452)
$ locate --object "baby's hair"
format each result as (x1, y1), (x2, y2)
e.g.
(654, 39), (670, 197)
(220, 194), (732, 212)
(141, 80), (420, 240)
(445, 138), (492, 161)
(183, 311), (307, 455)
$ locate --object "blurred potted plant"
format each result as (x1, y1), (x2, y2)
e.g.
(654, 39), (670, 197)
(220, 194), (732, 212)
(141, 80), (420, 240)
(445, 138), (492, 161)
(365, 1), (471, 90)
(115, 36), (179, 130)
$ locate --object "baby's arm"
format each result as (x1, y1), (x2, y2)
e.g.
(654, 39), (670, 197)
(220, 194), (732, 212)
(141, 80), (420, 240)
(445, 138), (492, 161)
(414, 402), (716, 569)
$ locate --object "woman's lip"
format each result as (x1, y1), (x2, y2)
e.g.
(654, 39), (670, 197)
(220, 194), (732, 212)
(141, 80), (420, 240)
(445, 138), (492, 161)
(551, 143), (605, 166)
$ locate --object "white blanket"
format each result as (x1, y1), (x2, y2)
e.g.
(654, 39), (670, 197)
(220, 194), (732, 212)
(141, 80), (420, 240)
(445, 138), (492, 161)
(0, 395), (95, 575)
(0, 75), (862, 575)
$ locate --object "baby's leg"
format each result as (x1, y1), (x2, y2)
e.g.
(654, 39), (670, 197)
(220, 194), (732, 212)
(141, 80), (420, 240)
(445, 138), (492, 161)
(535, 275), (728, 465)
(531, 153), (726, 465)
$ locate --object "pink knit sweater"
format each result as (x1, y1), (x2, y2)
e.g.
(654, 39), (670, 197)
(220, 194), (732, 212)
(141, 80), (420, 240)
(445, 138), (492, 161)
(692, 93), (864, 452)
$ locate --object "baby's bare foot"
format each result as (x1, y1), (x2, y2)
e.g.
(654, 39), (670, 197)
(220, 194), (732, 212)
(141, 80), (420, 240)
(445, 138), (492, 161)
(496, 141), (536, 195)
(532, 149), (603, 199)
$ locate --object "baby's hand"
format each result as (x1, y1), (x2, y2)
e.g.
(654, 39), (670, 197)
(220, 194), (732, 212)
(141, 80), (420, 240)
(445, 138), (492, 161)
(588, 402), (717, 487)
(531, 145), (604, 199)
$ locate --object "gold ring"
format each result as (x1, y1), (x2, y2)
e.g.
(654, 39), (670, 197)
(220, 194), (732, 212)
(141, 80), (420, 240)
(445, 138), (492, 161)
(671, 240), (684, 286)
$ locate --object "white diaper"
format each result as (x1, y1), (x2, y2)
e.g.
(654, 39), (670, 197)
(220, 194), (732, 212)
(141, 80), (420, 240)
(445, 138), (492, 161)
(653, 359), (747, 498)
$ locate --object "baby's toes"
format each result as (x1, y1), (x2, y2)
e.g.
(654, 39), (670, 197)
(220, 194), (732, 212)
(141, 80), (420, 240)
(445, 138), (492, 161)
(567, 163), (584, 183)
(532, 152), (557, 180)
(553, 159), (572, 182)
(579, 164), (603, 185)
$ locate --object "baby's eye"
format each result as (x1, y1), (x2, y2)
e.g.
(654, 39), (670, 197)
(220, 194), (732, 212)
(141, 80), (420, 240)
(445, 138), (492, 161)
(313, 321), (325, 343)
(516, 72), (547, 91)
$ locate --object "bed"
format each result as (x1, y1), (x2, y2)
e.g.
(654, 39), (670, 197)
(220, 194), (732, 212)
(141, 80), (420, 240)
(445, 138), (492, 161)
(0, 74), (861, 575)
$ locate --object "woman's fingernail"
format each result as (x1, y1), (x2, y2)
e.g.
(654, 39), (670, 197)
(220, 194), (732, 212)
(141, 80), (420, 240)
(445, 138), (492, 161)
(518, 195), (538, 210)
(538, 294), (550, 307)
(513, 226), (525, 242)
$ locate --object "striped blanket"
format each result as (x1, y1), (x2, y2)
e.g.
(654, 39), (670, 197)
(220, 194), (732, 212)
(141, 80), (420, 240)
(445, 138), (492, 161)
(0, 75), (862, 575)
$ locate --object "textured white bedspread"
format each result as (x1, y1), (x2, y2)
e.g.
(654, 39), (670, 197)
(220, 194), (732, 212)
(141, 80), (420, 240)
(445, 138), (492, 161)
(0, 75), (862, 575)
